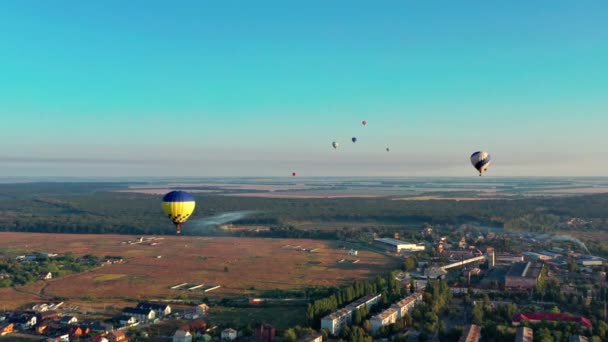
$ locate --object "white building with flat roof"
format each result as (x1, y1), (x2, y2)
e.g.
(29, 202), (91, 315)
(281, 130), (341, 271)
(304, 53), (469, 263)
(370, 307), (398, 334)
(320, 308), (352, 336)
(374, 238), (425, 253)
(391, 292), (423, 319)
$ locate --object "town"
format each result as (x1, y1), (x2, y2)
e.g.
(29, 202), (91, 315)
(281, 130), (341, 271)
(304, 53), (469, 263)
(0, 221), (606, 342)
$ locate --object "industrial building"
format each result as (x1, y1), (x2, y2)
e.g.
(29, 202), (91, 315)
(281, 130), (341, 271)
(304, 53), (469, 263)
(373, 238), (425, 253)
(505, 262), (543, 290)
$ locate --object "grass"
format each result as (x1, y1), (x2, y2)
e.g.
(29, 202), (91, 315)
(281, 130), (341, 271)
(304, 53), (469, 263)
(207, 305), (305, 331)
(93, 273), (127, 282)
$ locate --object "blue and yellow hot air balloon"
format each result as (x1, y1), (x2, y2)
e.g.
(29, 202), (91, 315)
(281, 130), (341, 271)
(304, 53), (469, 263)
(161, 191), (196, 234)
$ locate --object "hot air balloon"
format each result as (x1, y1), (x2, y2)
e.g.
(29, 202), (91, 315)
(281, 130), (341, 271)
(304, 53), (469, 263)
(332, 141), (339, 149)
(386, 147), (390, 152)
(362, 120), (367, 126)
(352, 137), (357, 143)
(161, 191), (196, 234)
(292, 172), (296, 177)
(470, 151), (491, 176)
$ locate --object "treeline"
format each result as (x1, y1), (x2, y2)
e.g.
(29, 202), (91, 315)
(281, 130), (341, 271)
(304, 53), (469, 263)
(0, 252), (99, 287)
(1, 183), (608, 235)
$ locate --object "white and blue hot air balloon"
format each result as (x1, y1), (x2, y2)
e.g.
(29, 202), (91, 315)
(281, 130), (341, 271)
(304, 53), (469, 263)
(470, 151), (491, 176)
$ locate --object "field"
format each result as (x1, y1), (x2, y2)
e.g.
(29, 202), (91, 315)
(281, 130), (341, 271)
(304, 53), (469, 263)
(0, 232), (400, 310)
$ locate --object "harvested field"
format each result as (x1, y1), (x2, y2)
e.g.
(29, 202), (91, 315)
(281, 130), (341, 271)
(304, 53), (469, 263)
(0, 233), (400, 309)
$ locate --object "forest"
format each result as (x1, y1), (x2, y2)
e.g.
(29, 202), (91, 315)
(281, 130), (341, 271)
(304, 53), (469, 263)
(0, 182), (607, 237)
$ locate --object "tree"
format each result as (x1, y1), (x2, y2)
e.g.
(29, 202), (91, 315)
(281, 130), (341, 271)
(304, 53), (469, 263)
(283, 329), (297, 342)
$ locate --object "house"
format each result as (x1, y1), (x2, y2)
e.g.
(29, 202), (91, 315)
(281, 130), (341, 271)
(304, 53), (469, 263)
(90, 321), (113, 333)
(122, 307), (155, 322)
(60, 315), (78, 325)
(221, 328), (238, 341)
(108, 329), (128, 342)
(39, 272), (53, 280)
(173, 329), (193, 342)
(296, 334), (323, 342)
(182, 319), (207, 336)
(0, 322), (13, 336)
(69, 325), (90, 338)
(37, 310), (59, 322)
(136, 302), (171, 318)
(91, 336), (109, 342)
(36, 319), (54, 334)
(46, 334), (69, 342)
(14, 314), (37, 330)
(254, 323), (276, 342)
(196, 303), (210, 316)
(569, 336), (589, 342)
(116, 315), (138, 327)
(370, 307), (398, 334)
(459, 324), (481, 342)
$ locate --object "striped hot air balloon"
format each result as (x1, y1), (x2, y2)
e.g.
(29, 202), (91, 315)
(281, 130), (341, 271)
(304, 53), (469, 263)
(470, 151), (491, 176)
(161, 191), (196, 234)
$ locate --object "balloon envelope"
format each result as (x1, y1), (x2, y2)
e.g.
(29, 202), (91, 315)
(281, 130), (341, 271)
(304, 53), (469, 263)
(362, 120), (367, 126)
(292, 172), (296, 176)
(352, 137), (357, 143)
(161, 191), (196, 234)
(332, 141), (339, 149)
(470, 151), (491, 176)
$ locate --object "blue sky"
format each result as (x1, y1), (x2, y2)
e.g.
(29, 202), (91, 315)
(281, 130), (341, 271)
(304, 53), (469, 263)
(1, 1), (606, 177)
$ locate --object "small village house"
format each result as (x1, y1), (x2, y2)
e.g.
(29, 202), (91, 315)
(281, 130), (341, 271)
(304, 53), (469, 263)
(173, 329), (193, 342)
(221, 328), (238, 341)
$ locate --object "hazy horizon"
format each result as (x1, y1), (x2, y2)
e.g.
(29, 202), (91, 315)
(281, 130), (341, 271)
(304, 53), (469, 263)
(1, 1), (606, 177)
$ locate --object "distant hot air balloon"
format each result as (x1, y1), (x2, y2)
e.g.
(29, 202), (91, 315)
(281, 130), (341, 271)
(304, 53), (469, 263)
(470, 151), (491, 176)
(362, 120), (367, 126)
(386, 147), (390, 152)
(352, 137), (357, 143)
(332, 141), (339, 149)
(292, 172), (296, 177)
(161, 191), (196, 234)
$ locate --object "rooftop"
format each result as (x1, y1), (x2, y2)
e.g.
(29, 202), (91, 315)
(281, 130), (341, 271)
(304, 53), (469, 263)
(513, 313), (592, 328)
(344, 294), (380, 310)
(321, 308), (352, 321)
(459, 324), (480, 342)
(372, 307), (397, 321)
(374, 238), (417, 246)
(506, 262), (542, 279)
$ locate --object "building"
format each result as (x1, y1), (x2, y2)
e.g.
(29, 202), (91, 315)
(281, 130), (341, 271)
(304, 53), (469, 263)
(370, 307), (398, 334)
(196, 303), (210, 316)
(505, 262), (543, 290)
(344, 293), (381, 312)
(60, 315), (78, 325)
(578, 256), (605, 266)
(459, 324), (480, 342)
(173, 329), (193, 342)
(90, 337), (109, 342)
(568, 336), (588, 342)
(373, 238), (425, 253)
(296, 334), (323, 342)
(522, 252), (552, 262)
(46, 335), (69, 342)
(321, 308), (352, 335)
(39, 272), (53, 280)
(108, 330), (128, 342)
(512, 313), (592, 329)
(494, 253), (524, 265)
(116, 315), (138, 327)
(391, 292), (423, 319)
(122, 307), (156, 323)
(514, 327), (533, 342)
(0, 322), (13, 336)
(254, 323), (276, 342)
(136, 302), (171, 317)
(221, 328), (238, 341)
